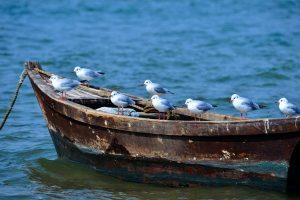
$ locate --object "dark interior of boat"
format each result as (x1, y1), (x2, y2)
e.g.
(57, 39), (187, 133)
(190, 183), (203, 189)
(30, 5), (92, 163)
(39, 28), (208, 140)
(69, 97), (199, 121)
(39, 72), (238, 121)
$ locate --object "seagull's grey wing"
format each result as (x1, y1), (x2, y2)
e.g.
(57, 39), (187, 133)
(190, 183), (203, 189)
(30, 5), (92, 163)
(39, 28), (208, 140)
(117, 95), (135, 105)
(196, 102), (213, 111)
(250, 101), (260, 110)
(153, 85), (167, 94)
(116, 95), (129, 103)
(241, 97), (259, 110)
(287, 103), (300, 114)
(126, 97), (135, 105)
(60, 79), (80, 88)
(160, 99), (174, 109)
(85, 69), (100, 78)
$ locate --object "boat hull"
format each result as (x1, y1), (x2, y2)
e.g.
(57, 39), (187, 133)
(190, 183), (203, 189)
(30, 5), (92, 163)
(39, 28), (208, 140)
(31, 78), (292, 192)
(49, 128), (286, 191)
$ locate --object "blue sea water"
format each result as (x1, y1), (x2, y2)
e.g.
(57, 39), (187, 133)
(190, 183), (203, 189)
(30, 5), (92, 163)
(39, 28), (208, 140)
(0, 0), (300, 199)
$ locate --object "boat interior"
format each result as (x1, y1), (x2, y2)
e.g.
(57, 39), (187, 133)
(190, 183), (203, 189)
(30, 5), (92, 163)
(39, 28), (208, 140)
(37, 69), (241, 122)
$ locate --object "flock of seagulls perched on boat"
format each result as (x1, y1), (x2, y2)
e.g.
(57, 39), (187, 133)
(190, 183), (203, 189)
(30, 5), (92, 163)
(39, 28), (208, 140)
(48, 66), (300, 119)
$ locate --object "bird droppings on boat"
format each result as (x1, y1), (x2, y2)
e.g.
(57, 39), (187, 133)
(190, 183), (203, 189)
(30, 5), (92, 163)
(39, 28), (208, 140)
(180, 128), (186, 135)
(226, 123), (229, 132)
(157, 138), (163, 144)
(271, 173), (276, 177)
(104, 120), (108, 126)
(222, 150), (231, 159)
(264, 119), (270, 134)
(93, 136), (110, 149)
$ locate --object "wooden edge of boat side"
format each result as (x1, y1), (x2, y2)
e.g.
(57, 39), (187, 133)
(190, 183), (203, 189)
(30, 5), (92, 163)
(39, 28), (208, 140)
(26, 61), (300, 137)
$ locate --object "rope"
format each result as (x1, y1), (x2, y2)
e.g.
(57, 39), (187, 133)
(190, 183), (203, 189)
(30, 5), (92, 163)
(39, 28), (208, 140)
(129, 104), (144, 112)
(0, 69), (28, 130)
(35, 68), (52, 77)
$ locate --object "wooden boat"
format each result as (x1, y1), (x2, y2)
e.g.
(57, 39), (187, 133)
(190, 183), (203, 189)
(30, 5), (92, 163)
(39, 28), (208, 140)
(26, 61), (300, 193)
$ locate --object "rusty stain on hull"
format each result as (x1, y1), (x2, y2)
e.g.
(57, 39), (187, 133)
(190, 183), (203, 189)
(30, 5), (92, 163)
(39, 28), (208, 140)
(26, 61), (300, 193)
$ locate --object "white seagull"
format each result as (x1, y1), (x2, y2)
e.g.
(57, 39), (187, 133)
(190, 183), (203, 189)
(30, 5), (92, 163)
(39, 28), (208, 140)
(74, 66), (105, 86)
(49, 75), (81, 100)
(143, 80), (174, 96)
(231, 94), (260, 119)
(151, 95), (175, 120)
(185, 98), (215, 120)
(110, 91), (135, 115)
(278, 98), (300, 117)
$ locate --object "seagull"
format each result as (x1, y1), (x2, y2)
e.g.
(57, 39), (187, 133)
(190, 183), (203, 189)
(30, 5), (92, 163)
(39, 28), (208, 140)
(110, 91), (135, 115)
(277, 98), (300, 117)
(185, 98), (215, 120)
(49, 75), (81, 100)
(143, 80), (174, 96)
(74, 66), (104, 86)
(230, 94), (260, 119)
(151, 95), (175, 120)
